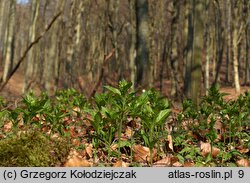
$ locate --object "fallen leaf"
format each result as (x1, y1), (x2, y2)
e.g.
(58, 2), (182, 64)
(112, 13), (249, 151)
(172, 161), (183, 167)
(64, 149), (92, 167)
(237, 146), (249, 154)
(167, 134), (174, 151)
(113, 160), (129, 167)
(110, 143), (118, 151)
(132, 145), (157, 163)
(72, 106), (81, 117)
(200, 142), (213, 157)
(72, 139), (81, 146)
(199, 141), (220, 158)
(86, 143), (93, 158)
(170, 156), (179, 164)
(236, 159), (250, 167)
(184, 160), (195, 167)
(211, 147), (220, 158)
(153, 156), (171, 167)
(3, 121), (12, 132)
(125, 126), (134, 138)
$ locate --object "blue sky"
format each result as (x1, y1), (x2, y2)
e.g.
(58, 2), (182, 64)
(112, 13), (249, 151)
(17, 0), (29, 4)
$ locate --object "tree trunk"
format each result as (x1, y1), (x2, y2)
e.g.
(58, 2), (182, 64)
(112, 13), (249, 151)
(135, 0), (151, 88)
(184, 1), (193, 99)
(213, 1), (224, 85)
(190, 0), (203, 105)
(54, 0), (66, 90)
(225, 0), (232, 84)
(43, 0), (65, 93)
(231, 1), (242, 94)
(2, 0), (16, 83)
(0, 0), (9, 53)
(129, 0), (136, 88)
(244, 25), (249, 85)
(108, 0), (121, 80)
(233, 35), (240, 93)
(169, 0), (180, 98)
(184, 0), (203, 105)
(204, 0), (211, 94)
(243, 0), (249, 85)
(23, 0), (40, 92)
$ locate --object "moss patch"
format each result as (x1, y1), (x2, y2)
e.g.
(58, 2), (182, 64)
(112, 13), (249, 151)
(0, 131), (71, 166)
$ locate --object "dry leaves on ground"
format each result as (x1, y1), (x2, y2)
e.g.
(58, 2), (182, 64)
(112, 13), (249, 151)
(199, 141), (220, 158)
(64, 149), (92, 167)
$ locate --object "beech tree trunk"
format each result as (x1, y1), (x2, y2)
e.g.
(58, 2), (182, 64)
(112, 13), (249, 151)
(135, 0), (151, 88)
(129, 0), (136, 88)
(2, 0), (16, 83)
(184, 0), (203, 105)
(23, 0), (40, 92)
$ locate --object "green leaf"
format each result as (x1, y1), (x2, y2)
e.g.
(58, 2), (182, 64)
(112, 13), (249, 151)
(176, 154), (185, 164)
(104, 86), (121, 95)
(115, 140), (131, 148)
(155, 109), (171, 124)
(94, 112), (102, 123)
(119, 80), (132, 94)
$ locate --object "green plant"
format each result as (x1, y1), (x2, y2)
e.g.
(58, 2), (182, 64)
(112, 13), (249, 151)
(135, 89), (171, 166)
(89, 80), (137, 160)
(10, 92), (52, 126)
(55, 88), (87, 111)
(88, 80), (171, 165)
(177, 85), (250, 166)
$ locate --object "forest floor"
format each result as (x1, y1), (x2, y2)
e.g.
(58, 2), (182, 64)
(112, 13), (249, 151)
(0, 71), (249, 167)
(1, 70), (250, 101)
(1, 70), (249, 119)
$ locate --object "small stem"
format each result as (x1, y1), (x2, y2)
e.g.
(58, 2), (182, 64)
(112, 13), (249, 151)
(150, 147), (153, 167)
(118, 118), (123, 160)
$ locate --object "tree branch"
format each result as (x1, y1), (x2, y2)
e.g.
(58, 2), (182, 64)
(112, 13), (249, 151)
(0, 11), (62, 91)
(89, 48), (115, 98)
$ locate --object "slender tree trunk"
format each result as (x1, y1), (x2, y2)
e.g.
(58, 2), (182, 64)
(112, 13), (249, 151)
(184, 0), (203, 105)
(225, 0), (232, 84)
(135, 0), (151, 88)
(244, 25), (249, 85)
(190, 0), (203, 104)
(129, 0), (136, 88)
(23, 0), (40, 92)
(231, 1), (241, 94)
(213, 1), (224, 85)
(108, 0), (120, 80)
(169, 0), (180, 98)
(2, 0), (16, 83)
(54, 0), (66, 90)
(243, 0), (249, 84)
(233, 35), (240, 93)
(43, 0), (65, 93)
(0, 0), (9, 53)
(184, 1), (193, 98)
(64, 0), (76, 88)
(160, 36), (167, 92)
(73, 0), (85, 89)
(204, 1), (211, 94)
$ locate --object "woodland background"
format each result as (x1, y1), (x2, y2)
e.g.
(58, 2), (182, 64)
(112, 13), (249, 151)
(0, 0), (249, 103)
